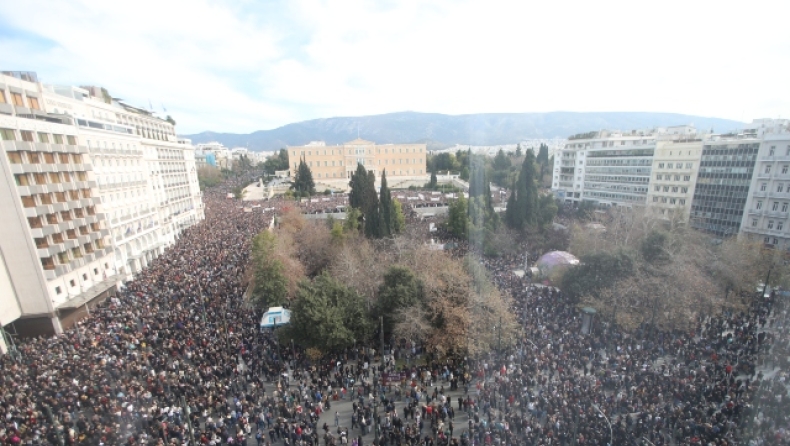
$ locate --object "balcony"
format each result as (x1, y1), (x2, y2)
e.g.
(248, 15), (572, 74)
(752, 191), (767, 198)
(757, 173), (772, 179)
(765, 211), (789, 219)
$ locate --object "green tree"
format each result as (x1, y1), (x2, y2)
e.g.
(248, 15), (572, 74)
(364, 200), (381, 238)
(379, 170), (393, 237)
(232, 185), (246, 200)
(515, 144), (523, 157)
(641, 230), (670, 264)
(292, 158), (315, 196)
(263, 149), (289, 174)
(446, 194), (469, 238)
(250, 231), (289, 309)
(506, 149), (539, 230)
(492, 148), (511, 170)
(560, 251), (634, 301)
(429, 171), (438, 189)
(538, 194), (558, 228)
(348, 163), (377, 214)
(285, 272), (372, 353)
(377, 266), (425, 338)
(392, 199), (405, 234)
(344, 207), (363, 232)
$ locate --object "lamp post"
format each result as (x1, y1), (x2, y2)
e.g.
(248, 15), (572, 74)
(592, 404), (612, 446)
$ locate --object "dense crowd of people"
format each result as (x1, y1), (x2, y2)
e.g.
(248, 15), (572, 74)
(1, 176), (789, 445)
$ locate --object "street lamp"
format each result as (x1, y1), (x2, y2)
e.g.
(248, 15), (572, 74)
(592, 404), (612, 446)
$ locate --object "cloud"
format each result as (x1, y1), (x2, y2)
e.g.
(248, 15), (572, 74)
(1, 0), (788, 134)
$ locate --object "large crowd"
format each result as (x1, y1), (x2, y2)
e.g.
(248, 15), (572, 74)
(1, 176), (789, 446)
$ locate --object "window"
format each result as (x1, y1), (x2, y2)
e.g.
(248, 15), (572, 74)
(69, 279), (76, 287)
(37, 132), (49, 143)
(752, 219), (758, 227)
(11, 92), (24, 106)
(656, 174), (662, 180)
(663, 186), (669, 192)
(0, 91), (6, 103)
(53, 134), (63, 144)
(55, 286), (62, 295)
(66, 135), (76, 145)
(679, 199), (686, 205)
(768, 221), (774, 230)
(757, 201), (763, 210)
(766, 165), (772, 174)
(672, 187), (678, 193)
(784, 166), (789, 174)
(681, 187), (688, 193)
(774, 238), (779, 245)
(783, 203), (788, 212)
(28, 97), (40, 110)
(0, 128), (15, 140)
(770, 146), (776, 156)
(82, 273), (87, 281)
(761, 183), (768, 191)
(674, 175), (680, 181)
(779, 184), (785, 193)
(658, 163), (665, 168)
(654, 186), (660, 192)
(20, 131), (34, 142)
(764, 237), (771, 244)
(685, 163), (692, 169)
(779, 221), (784, 231)
(652, 196), (658, 202)
(773, 202), (779, 211)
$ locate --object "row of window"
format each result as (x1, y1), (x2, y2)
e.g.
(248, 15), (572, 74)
(586, 159), (652, 166)
(14, 171), (89, 186)
(1, 128), (77, 145)
(313, 170), (424, 179)
(766, 145), (790, 156)
(651, 196), (687, 205)
(654, 186), (690, 193)
(758, 182), (790, 193)
(583, 191), (644, 202)
(0, 90), (40, 109)
(754, 201), (790, 212)
(655, 174), (692, 182)
(7, 150), (82, 165)
(657, 162), (694, 169)
(292, 147), (425, 157)
(753, 219), (785, 231)
(40, 239), (106, 271)
(21, 190), (94, 208)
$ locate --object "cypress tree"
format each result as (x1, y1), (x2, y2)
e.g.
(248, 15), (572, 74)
(380, 170), (392, 237)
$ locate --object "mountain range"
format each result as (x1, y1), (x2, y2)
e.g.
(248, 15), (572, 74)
(182, 111), (746, 152)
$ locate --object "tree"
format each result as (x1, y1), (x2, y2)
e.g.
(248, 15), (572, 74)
(343, 207), (363, 232)
(492, 148), (511, 170)
(392, 199), (405, 234)
(515, 144), (523, 158)
(560, 250), (635, 301)
(292, 158), (315, 196)
(197, 166), (222, 190)
(379, 170), (393, 237)
(640, 229), (670, 264)
(165, 115), (176, 126)
(506, 150), (540, 230)
(250, 231), (289, 309)
(263, 149), (289, 174)
(537, 194), (558, 228)
(429, 171), (438, 189)
(446, 194), (469, 238)
(232, 185), (246, 200)
(285, 272), (372, 353)
(377, 266), (425, 338)
(349, 163), (377, 215)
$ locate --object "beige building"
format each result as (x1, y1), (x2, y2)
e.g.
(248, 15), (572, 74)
(646, 127), (708, 222)
(287, 139), (427, 181)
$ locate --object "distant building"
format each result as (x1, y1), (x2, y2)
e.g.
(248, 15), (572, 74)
(738, 119), (790, 248)
(287, 138), (427, 180)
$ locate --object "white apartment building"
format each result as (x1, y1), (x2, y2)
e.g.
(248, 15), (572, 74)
(0, 72), (116, 338)
(739, 119), (790, 249)
(40, 83), (204, 279)
(553, 129), (658, 207)
(645, 126), (708, 222)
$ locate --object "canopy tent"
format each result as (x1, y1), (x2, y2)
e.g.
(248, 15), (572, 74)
(260, 306), (291, 329)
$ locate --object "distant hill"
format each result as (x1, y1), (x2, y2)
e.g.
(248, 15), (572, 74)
(182, 111), (745, 152)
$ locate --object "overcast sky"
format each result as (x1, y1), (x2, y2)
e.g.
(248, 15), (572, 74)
(1, 0), (788, 134)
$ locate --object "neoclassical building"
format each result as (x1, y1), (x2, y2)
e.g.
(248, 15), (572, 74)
(288, 139), (427, 180)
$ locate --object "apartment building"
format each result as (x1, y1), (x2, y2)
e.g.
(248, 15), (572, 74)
(40, 82), (204, 278)
(553, 129), (658, 207)
(739, 119), (790, 248)
(645, 127), (707, 222)
(287, 138), (427, 180)
(0, 72), (116, 337)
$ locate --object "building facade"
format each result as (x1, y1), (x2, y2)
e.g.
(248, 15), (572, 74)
(287, 139), (427, 181)
(738, 120), (790, 248)
(645, 128), (707, 222)
(689, 134), (761, 237)
(0, 70), (204, 338)
(0, 72), (116, 337)
(553, 129), (658, 207)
